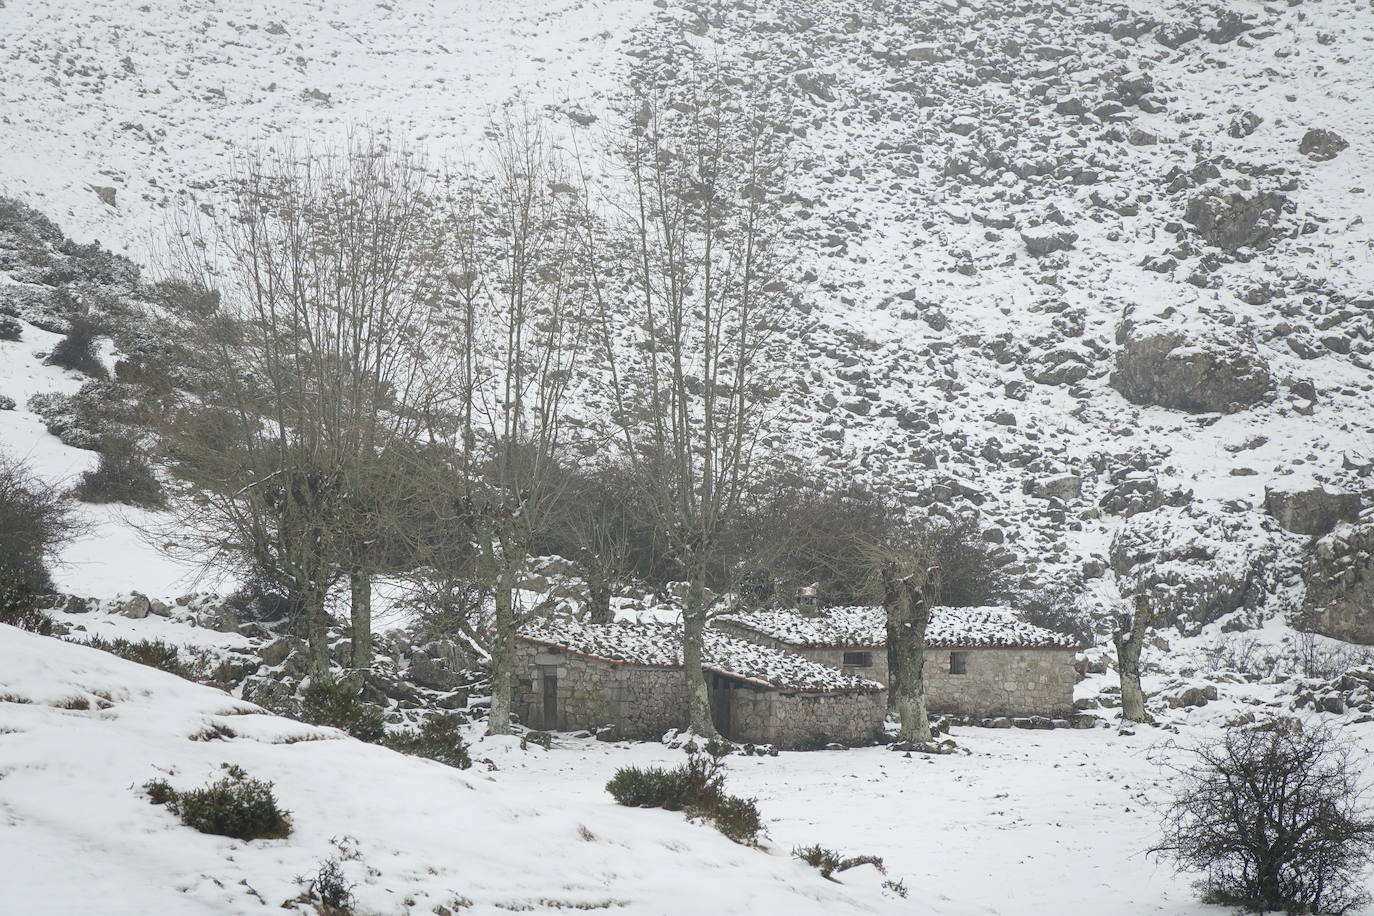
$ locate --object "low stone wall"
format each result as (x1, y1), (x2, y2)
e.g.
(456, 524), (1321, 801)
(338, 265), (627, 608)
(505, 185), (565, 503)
(924, 648), (1076, 719)
(513, 639), (686, 739)
(728, 687), (886, 749)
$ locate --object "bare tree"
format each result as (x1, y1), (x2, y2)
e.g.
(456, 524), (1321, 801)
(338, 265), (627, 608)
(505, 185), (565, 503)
(428, 117), (590, 735)
(1151, 723), (1374, 914)
(588, 77), (798, 736)
(156, 136), (445, 674)
(874, 544), (939, 743)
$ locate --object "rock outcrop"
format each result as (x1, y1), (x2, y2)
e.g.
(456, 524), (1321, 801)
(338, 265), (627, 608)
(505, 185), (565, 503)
(1300, 518), (1374, 645)
(1264, 483), (1361, 537)
(1184, 188), (1287, 252)
(1111, 310), (1271, 413)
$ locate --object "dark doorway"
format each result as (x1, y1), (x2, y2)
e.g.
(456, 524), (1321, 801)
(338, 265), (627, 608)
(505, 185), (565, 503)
(541, 666), (558, 730)
(709, 674), (737, 740)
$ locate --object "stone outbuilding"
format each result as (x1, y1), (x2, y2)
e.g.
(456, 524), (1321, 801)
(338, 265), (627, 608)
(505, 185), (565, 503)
(715, 605), (1080, 719)
(514, 621), (885, 749)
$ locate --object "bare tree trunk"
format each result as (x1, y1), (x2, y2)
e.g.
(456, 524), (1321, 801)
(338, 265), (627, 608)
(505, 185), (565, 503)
(486, 564), (517, 736)
(684, 557), (719, 738)
(883, 562), (931, 743)
(349, 568), (372, 670)
(577, 547), (614, 625)
(304, 584), (331, 676)
(1115, 593), (1154, 725)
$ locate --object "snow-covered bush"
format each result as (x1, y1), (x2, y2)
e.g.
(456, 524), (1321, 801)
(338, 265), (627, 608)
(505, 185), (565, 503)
(72, 437), (164, 507)
(0, 315), (22, 341)
(144, 764), (292, 841)
(299, 675), (385, 743)
(792, 845), (886, 880)
(45, 313), (107, 378)
(606, 740), (762, 845)
(0, 452), (80, 609)
(383, 713), (472, 769)
(83, 636), (190, 679)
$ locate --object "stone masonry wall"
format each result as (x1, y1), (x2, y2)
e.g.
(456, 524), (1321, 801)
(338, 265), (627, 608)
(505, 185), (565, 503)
(923, 648), (1076, 718)
(728, 687), (886, 749)
(713, 624), (1075, 718)
(513, 640), (686, 738)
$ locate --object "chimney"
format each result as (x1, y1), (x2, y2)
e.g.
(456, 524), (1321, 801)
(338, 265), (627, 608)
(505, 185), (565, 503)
(795, 583), (820, 617)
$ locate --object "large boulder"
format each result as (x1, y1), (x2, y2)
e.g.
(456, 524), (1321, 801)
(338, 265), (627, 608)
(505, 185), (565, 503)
(1111, 310), (1270, 413)
(1300, 519), (1374, 645)
(1264, 483), (1361, 537)
(1110, 507), (1286, 633)
(1184, 188), (1287, 252)
(119, 593), (151, 619)
(1299, 129), (1348, 162)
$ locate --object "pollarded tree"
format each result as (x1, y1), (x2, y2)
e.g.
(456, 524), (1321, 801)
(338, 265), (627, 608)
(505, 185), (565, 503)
(156, 136), (446, 674)
(1114, 592), (1160, 725)
(428, 116), (592, 735)
(588, 74), (801, 737)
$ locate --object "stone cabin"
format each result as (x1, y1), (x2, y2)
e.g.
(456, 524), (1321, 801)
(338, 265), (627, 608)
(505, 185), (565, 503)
(714, 605), (1080, 719)
(514, 621), (886, 749)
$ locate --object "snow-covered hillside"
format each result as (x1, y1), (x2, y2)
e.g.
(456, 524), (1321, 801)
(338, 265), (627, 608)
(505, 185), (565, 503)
(3, 0), (1373, 627)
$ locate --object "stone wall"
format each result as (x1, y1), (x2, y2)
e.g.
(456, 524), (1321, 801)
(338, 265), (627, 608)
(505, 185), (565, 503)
(726, 686), (886, 749)
(923, 648), (1076, 718)
(715, 623), (1075, 718)
(513, 640), (686, 739)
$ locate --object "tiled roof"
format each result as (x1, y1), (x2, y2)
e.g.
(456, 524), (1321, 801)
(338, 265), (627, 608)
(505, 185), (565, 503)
(518, 620), (885, 693)
(716, 605), (1079, 649)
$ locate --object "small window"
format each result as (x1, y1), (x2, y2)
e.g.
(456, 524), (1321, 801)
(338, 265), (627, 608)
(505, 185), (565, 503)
(842, 651), (873, 668)
(949, 652), (968, 675)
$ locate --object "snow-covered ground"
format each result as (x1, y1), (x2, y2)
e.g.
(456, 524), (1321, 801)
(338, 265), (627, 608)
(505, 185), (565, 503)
(5, 618), (1373, 915)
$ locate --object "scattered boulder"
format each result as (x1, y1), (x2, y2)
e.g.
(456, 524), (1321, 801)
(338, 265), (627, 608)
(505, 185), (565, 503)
(1299, 128), (1348, 162)
(1263, 483), (1361, 537)
(120, 593), (151, 619)
(407, 654), (461, 692)
(1164, 683), (1218, 708)
(1227, 111), (1262, 139)
(1184, 188), (1287, 252)
(1021, 226), (1078, 257)
(1111, 311), (1270, 413)
(1028, 473), (1082, 501)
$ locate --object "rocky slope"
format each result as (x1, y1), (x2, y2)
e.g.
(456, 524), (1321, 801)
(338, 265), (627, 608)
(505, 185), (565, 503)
(2, 0), (1372, 636)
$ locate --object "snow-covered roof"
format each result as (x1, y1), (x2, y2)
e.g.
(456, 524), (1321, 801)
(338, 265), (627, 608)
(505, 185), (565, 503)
(518, 621), (884, 693)
(716, 606), (1079, 650)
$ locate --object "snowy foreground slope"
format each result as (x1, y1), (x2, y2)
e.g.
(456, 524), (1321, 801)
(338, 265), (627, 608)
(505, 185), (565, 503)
(0, 626), (901, 916)
(6, 621), (1371, 915)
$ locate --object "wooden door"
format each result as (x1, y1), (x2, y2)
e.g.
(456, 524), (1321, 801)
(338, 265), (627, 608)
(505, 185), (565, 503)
(710, 675), (733, 739)
(541, 667), (558, 730)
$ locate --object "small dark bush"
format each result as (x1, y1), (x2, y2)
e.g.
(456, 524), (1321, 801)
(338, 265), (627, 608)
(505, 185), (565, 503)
(144, 764), (291, 841)
(85, 636), (188, 678)
(0, 315), (22, 341)
(308, 857), (356, 915)
(0, 605), (54, 635)
(1151, 723), (1374, 915)
(384, 713), (471, 769)
(0, 452), (81, 611)
(46, 314), (107, 378)
(606, 739), (762, 844)
(300, 675), (386, 743)
(793, 844), (886, 880)
(223, 575), (295, 623)
(72, 437), (164, 507)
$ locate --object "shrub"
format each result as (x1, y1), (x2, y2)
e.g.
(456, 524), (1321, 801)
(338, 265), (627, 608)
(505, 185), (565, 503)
(72, 437), (164, 507)
(793, 845), (886, 880)
(384, 713), (471, 769)
(46, 313), (107, 378)
(308, 857), (356, 915)
(144, 764), (291, 841)
(1151, 723), (1374, 914)
(300, 675), (386, 743)
(606, 739), (762, 844)
(84, 636), (188, 678)
(0, 605), (54, 635)
(0, 315), (22, 341)
(0, 452), (81, 611)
